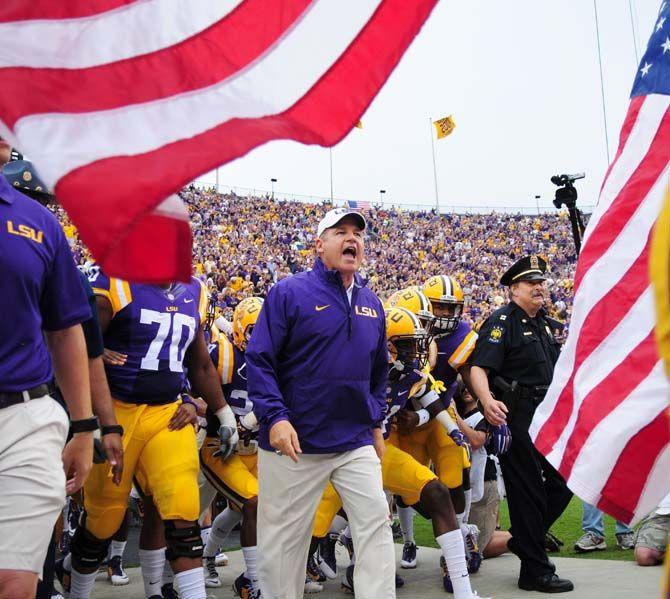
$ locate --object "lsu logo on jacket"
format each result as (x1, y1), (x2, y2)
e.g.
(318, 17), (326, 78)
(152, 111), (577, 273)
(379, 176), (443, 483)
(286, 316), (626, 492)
(355, 305), (378, 318)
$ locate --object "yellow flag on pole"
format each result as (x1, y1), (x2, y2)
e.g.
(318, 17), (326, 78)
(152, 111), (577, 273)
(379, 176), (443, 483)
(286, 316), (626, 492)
(433, 115), (455, 139)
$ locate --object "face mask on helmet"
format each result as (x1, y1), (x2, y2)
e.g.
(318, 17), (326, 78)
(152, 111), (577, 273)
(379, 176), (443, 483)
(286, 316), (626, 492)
(205, 295), (217, 330)
(388, 334), (429, 371)
(428, 301), (463, 335)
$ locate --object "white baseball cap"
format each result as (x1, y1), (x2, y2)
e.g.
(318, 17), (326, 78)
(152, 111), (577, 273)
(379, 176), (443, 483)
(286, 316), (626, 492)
(316, 208), (367, 237)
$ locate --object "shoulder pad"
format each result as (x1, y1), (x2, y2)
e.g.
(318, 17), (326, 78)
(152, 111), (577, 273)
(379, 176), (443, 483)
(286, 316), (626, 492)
(91, 268), (132, 316)
(215, 335), (236, 385)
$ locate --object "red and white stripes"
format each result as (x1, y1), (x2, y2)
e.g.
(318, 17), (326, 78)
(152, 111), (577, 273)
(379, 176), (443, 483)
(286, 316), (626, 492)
(530, 94), (670, 525)
(0, 0), (438, 282)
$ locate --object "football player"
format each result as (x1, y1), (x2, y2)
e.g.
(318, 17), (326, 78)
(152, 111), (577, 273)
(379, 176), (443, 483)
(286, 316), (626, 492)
(422, 275), (478, 502)
(332, 307), (488, 599)
(199, 297), (338, 597)
(57, 271), (238, 599)
(385, 283), (479, 584)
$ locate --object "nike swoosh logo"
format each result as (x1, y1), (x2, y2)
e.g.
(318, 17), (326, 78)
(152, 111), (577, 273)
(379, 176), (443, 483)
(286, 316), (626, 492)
(149, 580), (160, 585)
(184, 298), (194, 303)
(315, 305), (330, 311)
(398, 390), (409, 396)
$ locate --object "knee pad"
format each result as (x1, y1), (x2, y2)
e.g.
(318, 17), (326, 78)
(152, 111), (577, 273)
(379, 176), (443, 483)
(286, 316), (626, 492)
(70, 524), (111, 570)
(164, 520), (204, 561)
(462, 468), (470, 491)
(395, 494), (410, 509)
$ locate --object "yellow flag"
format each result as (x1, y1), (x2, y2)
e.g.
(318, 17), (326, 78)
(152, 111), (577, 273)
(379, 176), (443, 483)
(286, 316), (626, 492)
(433, 115), (455, 139)
(355, 120), (363, 129)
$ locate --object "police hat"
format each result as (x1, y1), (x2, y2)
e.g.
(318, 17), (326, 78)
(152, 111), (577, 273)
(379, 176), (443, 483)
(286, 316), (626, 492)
(3, 159), (53, 202)
(500, 255), (547, 286)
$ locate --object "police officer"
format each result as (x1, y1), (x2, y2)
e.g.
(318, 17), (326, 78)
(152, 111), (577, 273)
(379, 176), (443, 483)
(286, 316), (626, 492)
(0, 151), (95, 599)
(470, 255), (574, 593)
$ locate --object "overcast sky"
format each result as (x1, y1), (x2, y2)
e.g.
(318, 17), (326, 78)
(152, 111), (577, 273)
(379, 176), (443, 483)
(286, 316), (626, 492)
(197, 0), (662, 212)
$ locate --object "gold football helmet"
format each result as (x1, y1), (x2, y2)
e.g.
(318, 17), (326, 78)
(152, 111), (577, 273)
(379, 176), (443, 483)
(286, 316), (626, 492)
(383, 290), (402, 310)
(385, 306), (430, 371)
(232, 297), (264, 351)
(386, 287), (434, 331)
(422, 275), (465, 335)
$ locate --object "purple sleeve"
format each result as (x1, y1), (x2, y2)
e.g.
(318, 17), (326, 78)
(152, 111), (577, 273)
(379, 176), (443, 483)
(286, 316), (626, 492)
(368, 301), (389, 426)
(245, 283), (291, 429)
(40, 226), (91, 331)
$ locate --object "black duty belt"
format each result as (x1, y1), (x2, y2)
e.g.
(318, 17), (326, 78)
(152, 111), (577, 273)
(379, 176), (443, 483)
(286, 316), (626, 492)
(493, 377), (548, 406)
(0, 384), (51, 409)
(518, 384), (549, 399)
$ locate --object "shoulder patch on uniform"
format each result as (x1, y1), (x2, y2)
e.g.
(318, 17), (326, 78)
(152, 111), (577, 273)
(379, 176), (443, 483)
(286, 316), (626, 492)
(488, 325), (505, 344)
(499, 314), (507, 321)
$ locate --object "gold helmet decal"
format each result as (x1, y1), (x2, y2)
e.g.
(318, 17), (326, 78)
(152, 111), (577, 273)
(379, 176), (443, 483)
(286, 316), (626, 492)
(387, 287), (434, 330)
(383, 290), (402, 310)
(232, 296), (264, 351)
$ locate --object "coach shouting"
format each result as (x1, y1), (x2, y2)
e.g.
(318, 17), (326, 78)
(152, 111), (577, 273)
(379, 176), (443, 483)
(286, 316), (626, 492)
(246, 208), (394, 599)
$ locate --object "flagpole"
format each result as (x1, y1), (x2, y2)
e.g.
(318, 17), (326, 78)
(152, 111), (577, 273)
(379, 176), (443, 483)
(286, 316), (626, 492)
(329, 148), (334, 203)
(628, 0), (639, 65)
(429, 117), (440, 212)
(215, 166), (219, 193)
(592, 0), (611, 165)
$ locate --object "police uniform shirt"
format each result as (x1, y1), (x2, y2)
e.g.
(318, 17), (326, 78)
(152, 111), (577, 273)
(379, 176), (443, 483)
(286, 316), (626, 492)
(0, 175), (90, 392)
(471, 302), (561, 387)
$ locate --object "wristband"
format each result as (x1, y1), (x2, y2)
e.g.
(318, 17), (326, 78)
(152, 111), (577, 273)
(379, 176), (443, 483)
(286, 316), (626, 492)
(415, 409), (430, 427)
(180, 394), (198, 410)
(70, 416), (99, 434)
(101, 424), (124, 436)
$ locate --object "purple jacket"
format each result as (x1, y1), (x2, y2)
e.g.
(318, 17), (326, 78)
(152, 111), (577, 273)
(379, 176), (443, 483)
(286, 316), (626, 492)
(246, 258), (388, 453)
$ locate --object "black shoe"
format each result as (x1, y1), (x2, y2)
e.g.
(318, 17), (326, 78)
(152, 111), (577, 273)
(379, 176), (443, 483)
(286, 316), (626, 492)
(317, 533), (338, 579)
(161, 582), (180, 598)
(519, 573), (574, 593)
(544, 531), (565, 553)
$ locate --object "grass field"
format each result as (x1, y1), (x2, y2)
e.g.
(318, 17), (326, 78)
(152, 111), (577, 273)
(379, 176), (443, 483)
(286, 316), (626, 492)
(408, 495), (636, 561)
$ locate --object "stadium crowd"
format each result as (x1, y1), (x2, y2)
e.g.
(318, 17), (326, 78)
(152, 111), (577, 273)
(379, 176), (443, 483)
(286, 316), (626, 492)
(20, 177), (667, 599)
(60, 185), (579, 331)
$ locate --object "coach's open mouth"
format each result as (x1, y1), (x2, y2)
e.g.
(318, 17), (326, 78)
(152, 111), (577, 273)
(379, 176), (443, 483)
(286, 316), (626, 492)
(343, 247), (357, 258)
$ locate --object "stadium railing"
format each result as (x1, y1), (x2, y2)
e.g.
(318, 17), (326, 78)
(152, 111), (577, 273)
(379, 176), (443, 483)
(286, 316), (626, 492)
(194, 182), (595, 216)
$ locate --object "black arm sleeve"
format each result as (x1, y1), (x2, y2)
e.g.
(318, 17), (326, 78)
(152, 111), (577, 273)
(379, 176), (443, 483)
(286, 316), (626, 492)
(78, 270), (104, 359)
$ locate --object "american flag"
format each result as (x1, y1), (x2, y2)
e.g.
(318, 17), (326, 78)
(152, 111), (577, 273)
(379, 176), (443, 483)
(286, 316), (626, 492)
(0, 0), (437, 282)
(346, 199), (371, 211)
(530, 1), (670, 525)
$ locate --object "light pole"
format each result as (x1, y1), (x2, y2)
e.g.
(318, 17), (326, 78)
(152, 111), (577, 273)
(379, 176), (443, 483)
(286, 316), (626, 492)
(270, 178), (277, 199)
(379, 189), (386, 206)
(535, 194), (541, 215)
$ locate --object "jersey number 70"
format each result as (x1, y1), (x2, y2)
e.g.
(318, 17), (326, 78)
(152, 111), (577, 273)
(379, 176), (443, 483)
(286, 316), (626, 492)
(140, 309), (196, 373)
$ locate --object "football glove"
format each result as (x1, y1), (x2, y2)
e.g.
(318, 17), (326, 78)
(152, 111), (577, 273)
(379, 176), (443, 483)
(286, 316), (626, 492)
(449, 428), (465, 446)
(486, 424), (512, 456)
(214, 406), (239, 461)
(237, 411), (259, 443)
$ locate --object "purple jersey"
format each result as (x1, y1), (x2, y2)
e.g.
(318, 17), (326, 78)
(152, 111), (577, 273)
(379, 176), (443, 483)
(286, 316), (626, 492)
(382, 365), (428, 438)
(0, 176), (90, 391)
(206, 334), (253, 437)
(90, 269), (207, 404)
(431, 321), (478, 387)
